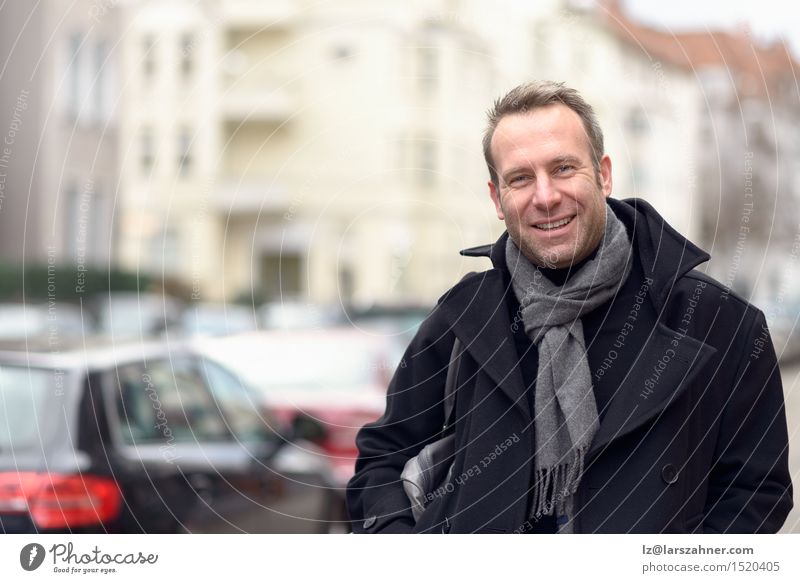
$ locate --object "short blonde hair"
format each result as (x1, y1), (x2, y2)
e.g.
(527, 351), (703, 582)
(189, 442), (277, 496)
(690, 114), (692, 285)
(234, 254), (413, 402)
(483, 81), (604, 187)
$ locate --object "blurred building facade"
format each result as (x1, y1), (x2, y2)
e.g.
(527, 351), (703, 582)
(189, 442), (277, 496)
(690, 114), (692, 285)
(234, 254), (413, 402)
(603, 1), (800, 313)
(111, 0), (705, 306)
(115, 0), (221, 298)
(114, 0), (498, 305)
(687, 33), (800, 311)
(3, 0), (798, 309)
(0, 0), (118, 271)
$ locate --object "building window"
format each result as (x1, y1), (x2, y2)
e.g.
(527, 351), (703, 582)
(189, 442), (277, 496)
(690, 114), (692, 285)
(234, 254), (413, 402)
(162, 228), (180, 272)
(179, 33), (194, 79)
(90, 185), (111, 264)
(631, 161), (648, 191)
(417, 46), (438, 95)
(178, 127), (192, 176)
(140, 129), (154, 173)
(338, 266), (354, 303)
(64, 180), (108, 264)
(94, 40), (108, 122)
(147, 227), (180, 272)
(142, 34), (156, 82)
(63, 181), (80, 258)
(260, 252), (301, 300)
(332, 44), (353, 61)
(67, 33), (83, 117)
(416, 138), (437, 187)
(627, 107), (649, 135)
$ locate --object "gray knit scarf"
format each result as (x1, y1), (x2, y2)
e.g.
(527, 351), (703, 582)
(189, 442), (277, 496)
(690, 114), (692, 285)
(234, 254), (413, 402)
(505, 205), (632, 533)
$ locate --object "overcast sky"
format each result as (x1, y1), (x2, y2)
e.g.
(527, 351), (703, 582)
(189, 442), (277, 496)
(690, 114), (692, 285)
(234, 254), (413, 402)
(621, 0), (800, 58)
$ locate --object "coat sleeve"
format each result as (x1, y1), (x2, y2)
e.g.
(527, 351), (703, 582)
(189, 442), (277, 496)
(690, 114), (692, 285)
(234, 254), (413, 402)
(345, 311), (454, 533)
(702, 308), (793, 533)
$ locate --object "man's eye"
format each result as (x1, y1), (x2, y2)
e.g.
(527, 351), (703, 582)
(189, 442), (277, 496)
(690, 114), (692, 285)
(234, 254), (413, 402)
(556, 165), (575, 174)
(509, 176), (532, 186)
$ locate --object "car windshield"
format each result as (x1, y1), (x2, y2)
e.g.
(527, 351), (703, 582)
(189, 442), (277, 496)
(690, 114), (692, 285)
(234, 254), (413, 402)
(0, 365), (56, 451)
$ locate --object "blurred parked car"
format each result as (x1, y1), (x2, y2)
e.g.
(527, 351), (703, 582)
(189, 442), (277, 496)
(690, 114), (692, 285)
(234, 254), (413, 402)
(0, 302), (92, 341)
(180, 302), (259, 337)
(88, 292), (185, 339)
(195, 328), (401, 530)
(338, 303), (431, 345)
(0, 338), (335, 533)
(258, 300), (341, 330)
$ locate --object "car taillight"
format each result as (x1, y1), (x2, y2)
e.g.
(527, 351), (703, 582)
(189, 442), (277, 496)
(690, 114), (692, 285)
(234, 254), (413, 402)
(0, 472), (122, 529)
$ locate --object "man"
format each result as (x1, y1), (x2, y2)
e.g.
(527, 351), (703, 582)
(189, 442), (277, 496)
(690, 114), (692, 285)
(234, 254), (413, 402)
(346, 81), (793, 533)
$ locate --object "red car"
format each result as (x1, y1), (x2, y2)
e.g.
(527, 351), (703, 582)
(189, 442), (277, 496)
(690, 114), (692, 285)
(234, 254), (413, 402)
(194, 328), (403, 532)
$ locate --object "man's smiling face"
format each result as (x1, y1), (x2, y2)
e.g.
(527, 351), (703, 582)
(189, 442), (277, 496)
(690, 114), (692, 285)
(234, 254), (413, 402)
(488, 103), (613, 269)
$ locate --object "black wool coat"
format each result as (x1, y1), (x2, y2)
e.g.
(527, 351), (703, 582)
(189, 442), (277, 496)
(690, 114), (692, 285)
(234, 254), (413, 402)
(346, 197), (793, 533)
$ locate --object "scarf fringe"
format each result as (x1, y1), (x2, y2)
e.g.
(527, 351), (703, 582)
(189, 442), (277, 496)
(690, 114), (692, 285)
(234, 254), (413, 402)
(531, 444), (589, 518)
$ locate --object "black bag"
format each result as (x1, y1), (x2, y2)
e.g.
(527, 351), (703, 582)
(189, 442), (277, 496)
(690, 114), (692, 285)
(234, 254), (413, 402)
(400, 335), (463, 522)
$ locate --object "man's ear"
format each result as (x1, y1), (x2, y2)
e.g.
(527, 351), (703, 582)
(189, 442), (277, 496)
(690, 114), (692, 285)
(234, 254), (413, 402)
(488, 181), (505, 220)
(599, 154), (612, 198)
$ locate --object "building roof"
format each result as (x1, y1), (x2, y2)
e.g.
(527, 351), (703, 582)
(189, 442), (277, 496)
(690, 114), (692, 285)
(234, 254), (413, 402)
(597, 0), (798, 98)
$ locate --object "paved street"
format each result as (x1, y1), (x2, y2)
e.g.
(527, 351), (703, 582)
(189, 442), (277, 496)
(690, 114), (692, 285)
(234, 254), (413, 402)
(778, 359), (800, 533)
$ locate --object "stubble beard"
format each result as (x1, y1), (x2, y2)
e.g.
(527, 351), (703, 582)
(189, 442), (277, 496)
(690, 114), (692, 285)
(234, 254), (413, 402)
(510, 202), (607, 270)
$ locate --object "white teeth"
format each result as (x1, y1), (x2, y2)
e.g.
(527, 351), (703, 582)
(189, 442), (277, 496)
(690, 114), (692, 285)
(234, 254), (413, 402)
(534, 216), (573, 230)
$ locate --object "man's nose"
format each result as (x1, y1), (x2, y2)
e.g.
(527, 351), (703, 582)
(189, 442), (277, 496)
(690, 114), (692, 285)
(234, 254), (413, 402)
(531, 176), (562, 211)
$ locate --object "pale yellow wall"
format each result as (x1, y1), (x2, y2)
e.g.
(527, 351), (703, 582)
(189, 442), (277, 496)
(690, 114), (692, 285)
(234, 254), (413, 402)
(114, 0), (702, 305)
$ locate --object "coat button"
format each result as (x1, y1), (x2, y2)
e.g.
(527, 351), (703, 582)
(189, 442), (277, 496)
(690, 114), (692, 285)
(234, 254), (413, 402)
(363, 515), (377, 529)
(661, 463), (679, 484)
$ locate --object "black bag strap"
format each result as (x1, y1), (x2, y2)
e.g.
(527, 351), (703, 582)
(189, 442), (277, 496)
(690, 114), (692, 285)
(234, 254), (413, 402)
(442, 336), (462, 432)
(441, 271), (477, 434)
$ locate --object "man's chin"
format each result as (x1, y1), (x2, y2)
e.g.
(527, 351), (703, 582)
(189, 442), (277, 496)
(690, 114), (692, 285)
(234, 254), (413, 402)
(518, 241), (574, 269)
(519, 247), (563, 269)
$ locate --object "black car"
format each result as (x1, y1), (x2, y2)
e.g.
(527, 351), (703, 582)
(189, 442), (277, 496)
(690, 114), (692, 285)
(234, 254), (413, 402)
(0, 338), (337, 533)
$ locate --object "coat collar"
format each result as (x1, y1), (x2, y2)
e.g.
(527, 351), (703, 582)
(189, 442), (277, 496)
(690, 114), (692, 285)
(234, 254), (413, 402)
(443, 197), (717, 457)
(459, 197), (712, 313)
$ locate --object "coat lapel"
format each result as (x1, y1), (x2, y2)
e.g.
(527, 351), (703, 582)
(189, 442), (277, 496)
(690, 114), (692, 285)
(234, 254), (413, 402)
(588, 321), (717, 459)
(437, 270), (531, 422)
